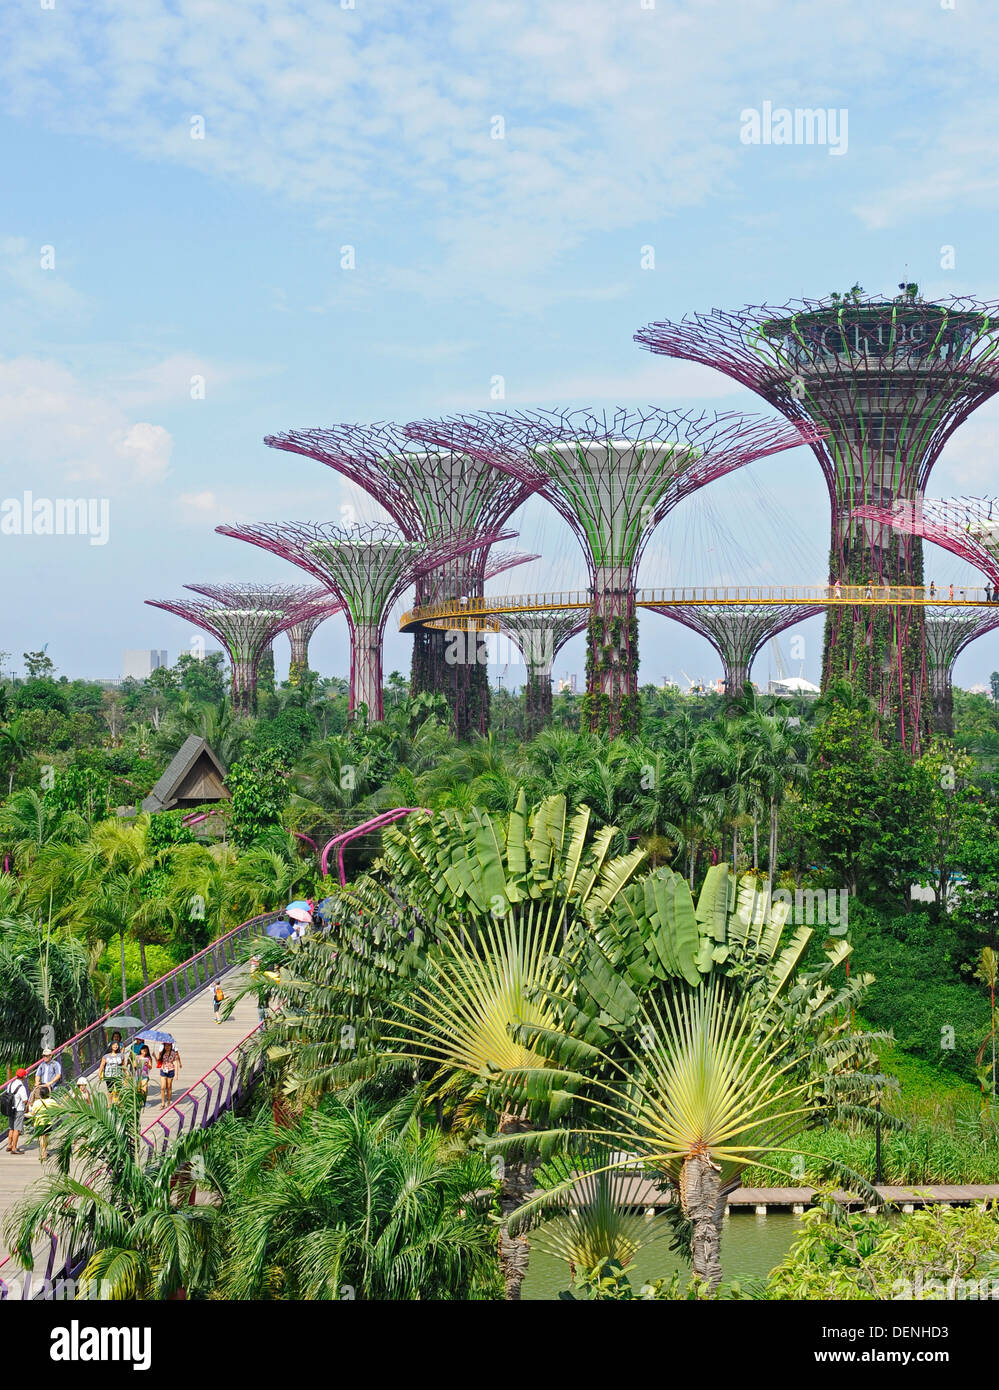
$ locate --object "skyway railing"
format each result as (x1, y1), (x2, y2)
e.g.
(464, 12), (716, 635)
(400, 584), (999, 628)
(140, 1023), (264, 1156)
(17, 910), (279, 1090)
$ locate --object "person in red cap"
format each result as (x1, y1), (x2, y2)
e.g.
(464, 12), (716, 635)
(3, 1070), (29, 1154)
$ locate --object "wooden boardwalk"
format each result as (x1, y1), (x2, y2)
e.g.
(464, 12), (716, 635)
(0, 961), (258, 1283)
(620, 1181), (999, 1211)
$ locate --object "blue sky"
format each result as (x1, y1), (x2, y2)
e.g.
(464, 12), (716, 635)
(2, 0), (999, 692)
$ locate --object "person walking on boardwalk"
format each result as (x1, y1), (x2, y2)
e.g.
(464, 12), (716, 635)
(3, 1070), (29, 1154)
(98, 1039), (125, 1102)
(28, 1085), (56, 1161)
(212, 980), (226, 1025)
(158, 1042), (181, 1112)
(133, 1045), (153, 1104)
(37, 1048), (62, 1091)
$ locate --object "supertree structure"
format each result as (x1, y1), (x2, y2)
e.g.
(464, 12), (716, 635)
(923, 609), (999, 736)
(263, 422), (539, 736)
(282, 593), (346, 685)
(853, 497), (999, 590)
(636, 291), (999, 752)
(405, 407), (816, 736)
(185, 582), (342, 688)
(145, 583), (317, 714)
(495, 610), (588, 737)
(649, 603), (822, 698)
(215, 521), (501, 721)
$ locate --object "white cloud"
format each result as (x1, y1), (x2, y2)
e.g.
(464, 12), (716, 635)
(8, 1), (997, 306)
(0, 357), (173, 491)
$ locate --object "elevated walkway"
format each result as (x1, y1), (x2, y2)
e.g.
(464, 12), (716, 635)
(400, 584), (999, 630)
(0, 910), (276, 1297)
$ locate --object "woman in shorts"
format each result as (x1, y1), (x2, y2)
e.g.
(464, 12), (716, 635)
(158, 1042), (181, 1111)
(97, 1039), (125, 1102)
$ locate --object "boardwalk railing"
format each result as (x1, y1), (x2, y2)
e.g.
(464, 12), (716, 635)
(140, 1024), (264, 1156)
(19, 910), (279, 1089)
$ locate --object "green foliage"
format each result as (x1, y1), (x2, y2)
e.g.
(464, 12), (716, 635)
(848, 902), (990, 1083)
(227, 747), (290, 849)
(766, 1196), (999, 1300)
(0, 915), (98, 1064)
(207, 1097), (503, 1301)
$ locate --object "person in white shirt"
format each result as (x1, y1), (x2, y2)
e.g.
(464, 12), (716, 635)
(4, 1071), (29, 1154)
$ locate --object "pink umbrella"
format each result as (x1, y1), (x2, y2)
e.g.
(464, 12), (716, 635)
(287, 907), (312, 923)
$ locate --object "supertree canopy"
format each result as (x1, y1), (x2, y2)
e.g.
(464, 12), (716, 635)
(636, 291), (999, 752)
(145, 583), (318, 714)
(924, 609), (999, 736)
(405, 407), (816, 736)
(495, 609), (588, 737)
(216, 521), (499, 720)
(853, 497), (999, 589)
(263, 422), (539, 737)
(649, 602), (822, 698)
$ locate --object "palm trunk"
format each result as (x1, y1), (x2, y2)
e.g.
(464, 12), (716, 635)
(681, 1151), (725, 1290)
(767, 798), (778, 903)
(752, 816), (758, 871)
(120, 932), (127, 1007)
(139, 938), (150, 989)
(496, 1111), (536, 1301)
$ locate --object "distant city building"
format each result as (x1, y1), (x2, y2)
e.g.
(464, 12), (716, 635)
(123, 649), (168, 680)
(557, 673), (578, 693)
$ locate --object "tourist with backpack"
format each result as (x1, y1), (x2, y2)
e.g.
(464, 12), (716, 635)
(212, 980), (226, 1025)
(3, 1070), (29, 1154)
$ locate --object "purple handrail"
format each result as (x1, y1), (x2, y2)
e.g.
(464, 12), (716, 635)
(140, 1023), (263, 1155)
(320, 808), (429, 884)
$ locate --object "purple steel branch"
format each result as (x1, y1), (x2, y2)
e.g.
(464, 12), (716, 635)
(853, 498), (999, 588)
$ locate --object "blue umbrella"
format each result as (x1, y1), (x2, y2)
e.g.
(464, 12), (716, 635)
(286, 899), (311, 914)
(138, 1028), (176, 1044)
(267, 920), (294, 940)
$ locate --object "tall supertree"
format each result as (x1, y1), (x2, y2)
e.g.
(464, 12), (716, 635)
(496, 610), (588, 736)
(405, 408), (815, 736)
(263, 422), (539, 736)
(924, 610), (999, 735)
(636, 291), (999, 752)
(649, 602), (822, 698)
(145, 583), (317, 714)
(216, 521), (500, 721)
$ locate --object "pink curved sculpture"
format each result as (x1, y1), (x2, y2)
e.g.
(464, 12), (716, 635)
(320, 808), (429, 884)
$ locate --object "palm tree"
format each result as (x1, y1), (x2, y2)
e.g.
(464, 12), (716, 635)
(745, 711), (809, 901)
(0, 913), (98, 1065)
(0, 718), (32, 794)
(4, 1082), (217, 1299)
(207, 1097), (502, 1300)
(526, 1148), (675, 1288)
(0, 789), (87, 873)
(260, 792), (647, 1299)
(508, 980), (836, 1289)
